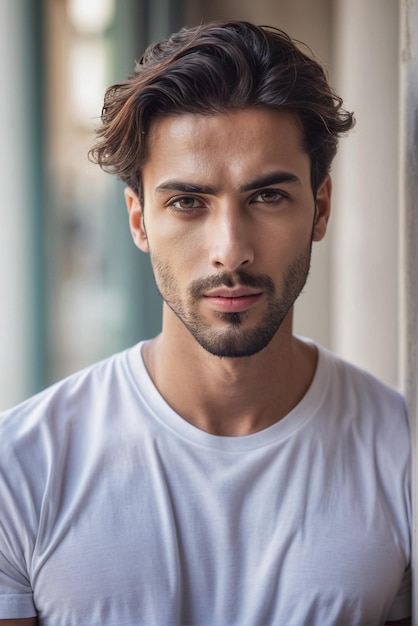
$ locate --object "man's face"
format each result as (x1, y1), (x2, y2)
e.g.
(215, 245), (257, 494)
(126, 108), (331, 358)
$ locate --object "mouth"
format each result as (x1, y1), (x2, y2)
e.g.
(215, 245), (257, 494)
(203, 288), (263, 313)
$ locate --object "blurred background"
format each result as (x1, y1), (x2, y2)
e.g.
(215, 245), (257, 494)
(0, 0), (407, 409)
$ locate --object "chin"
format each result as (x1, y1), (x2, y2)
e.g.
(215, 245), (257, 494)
(190, 324), (280, 359)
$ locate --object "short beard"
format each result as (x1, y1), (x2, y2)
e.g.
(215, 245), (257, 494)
(150, 244), (312, 359)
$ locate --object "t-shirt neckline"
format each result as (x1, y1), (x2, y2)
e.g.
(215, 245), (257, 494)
(126, 339), (331, 452)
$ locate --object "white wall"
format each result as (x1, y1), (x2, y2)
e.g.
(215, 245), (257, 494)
(331, 0), (400, 388)
(399, 1), (418, 622)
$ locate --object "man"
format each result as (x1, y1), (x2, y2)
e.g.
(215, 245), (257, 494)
(0, 20), (411, 626)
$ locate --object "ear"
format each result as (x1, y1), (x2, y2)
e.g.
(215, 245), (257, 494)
(124, 186), (149, 253)
(312, 175), (332, 242)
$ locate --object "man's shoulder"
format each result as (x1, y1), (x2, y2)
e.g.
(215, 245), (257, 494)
(318, 343), (405, 404)
(315, 344), (409, 445)
(0, 343), (144, 444)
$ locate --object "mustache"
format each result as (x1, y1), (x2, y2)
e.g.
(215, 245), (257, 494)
(188, 270), (276, 299)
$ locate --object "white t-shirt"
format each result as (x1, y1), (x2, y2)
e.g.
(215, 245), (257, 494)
(0, 341), (411, 625)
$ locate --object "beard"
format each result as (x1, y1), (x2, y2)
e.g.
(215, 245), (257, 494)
(149, 244), (312, 358)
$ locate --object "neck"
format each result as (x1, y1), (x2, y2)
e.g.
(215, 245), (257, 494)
(142, 307), (318, 436)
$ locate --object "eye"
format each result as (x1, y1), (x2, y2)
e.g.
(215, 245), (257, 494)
(170, 196), (205, 211)
(251, 190), (287, 204)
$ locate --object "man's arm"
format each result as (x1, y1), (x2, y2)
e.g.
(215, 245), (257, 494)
(0, 617), (38, 626)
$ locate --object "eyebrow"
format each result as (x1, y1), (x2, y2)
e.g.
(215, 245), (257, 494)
(155, 171), (302, 195)
(156, 181), (217, 194)
(240, 171), (301, 192)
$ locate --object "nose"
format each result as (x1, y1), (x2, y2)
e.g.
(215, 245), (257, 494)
(209, 207), (255, 271)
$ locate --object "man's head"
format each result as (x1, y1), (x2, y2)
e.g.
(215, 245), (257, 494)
(89, 20), (354, 198)
(123, 107), (332, 358)
(90, 21), (354, 358)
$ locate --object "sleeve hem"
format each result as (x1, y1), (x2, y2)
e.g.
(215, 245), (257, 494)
(0, 593), (37, 619)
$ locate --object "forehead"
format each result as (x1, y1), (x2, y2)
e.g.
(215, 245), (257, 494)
(143, 108), (310, 187)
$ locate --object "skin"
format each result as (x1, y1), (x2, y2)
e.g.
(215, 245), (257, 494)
(0, 617), (38, 626)
(125, 108), (331, 436)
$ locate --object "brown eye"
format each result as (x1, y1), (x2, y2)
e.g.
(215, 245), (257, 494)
(253, 190), (284, 203)
(171, 196), (203, 210)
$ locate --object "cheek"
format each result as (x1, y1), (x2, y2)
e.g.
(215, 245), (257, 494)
(261, 219), (312, 260)
(147, 221), (206, 271)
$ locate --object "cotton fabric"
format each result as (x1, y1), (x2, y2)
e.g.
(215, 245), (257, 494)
(0, 341), (411, 625)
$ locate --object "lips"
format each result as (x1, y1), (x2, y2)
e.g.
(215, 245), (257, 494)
(203, 288), (262, 313)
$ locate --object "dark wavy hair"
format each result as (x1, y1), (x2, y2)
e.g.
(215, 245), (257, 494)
(89, 20), (354, 196)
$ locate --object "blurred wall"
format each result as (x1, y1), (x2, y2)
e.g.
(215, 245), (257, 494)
(331, 0), (400, 387)
(0, 0), (181, 410)
(0, 1), (42, 410)
(399, 2), (418, 617)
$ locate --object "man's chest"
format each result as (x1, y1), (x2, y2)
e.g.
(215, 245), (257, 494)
(31, 447), (407, 625)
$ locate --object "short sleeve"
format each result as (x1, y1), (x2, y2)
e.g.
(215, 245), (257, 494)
(0, 415), (37, 619)
(0, 592), (36, 619)
(0, 524), (37, 618)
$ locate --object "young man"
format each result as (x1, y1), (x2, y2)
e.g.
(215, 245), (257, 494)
(0, 20), (411, 626)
